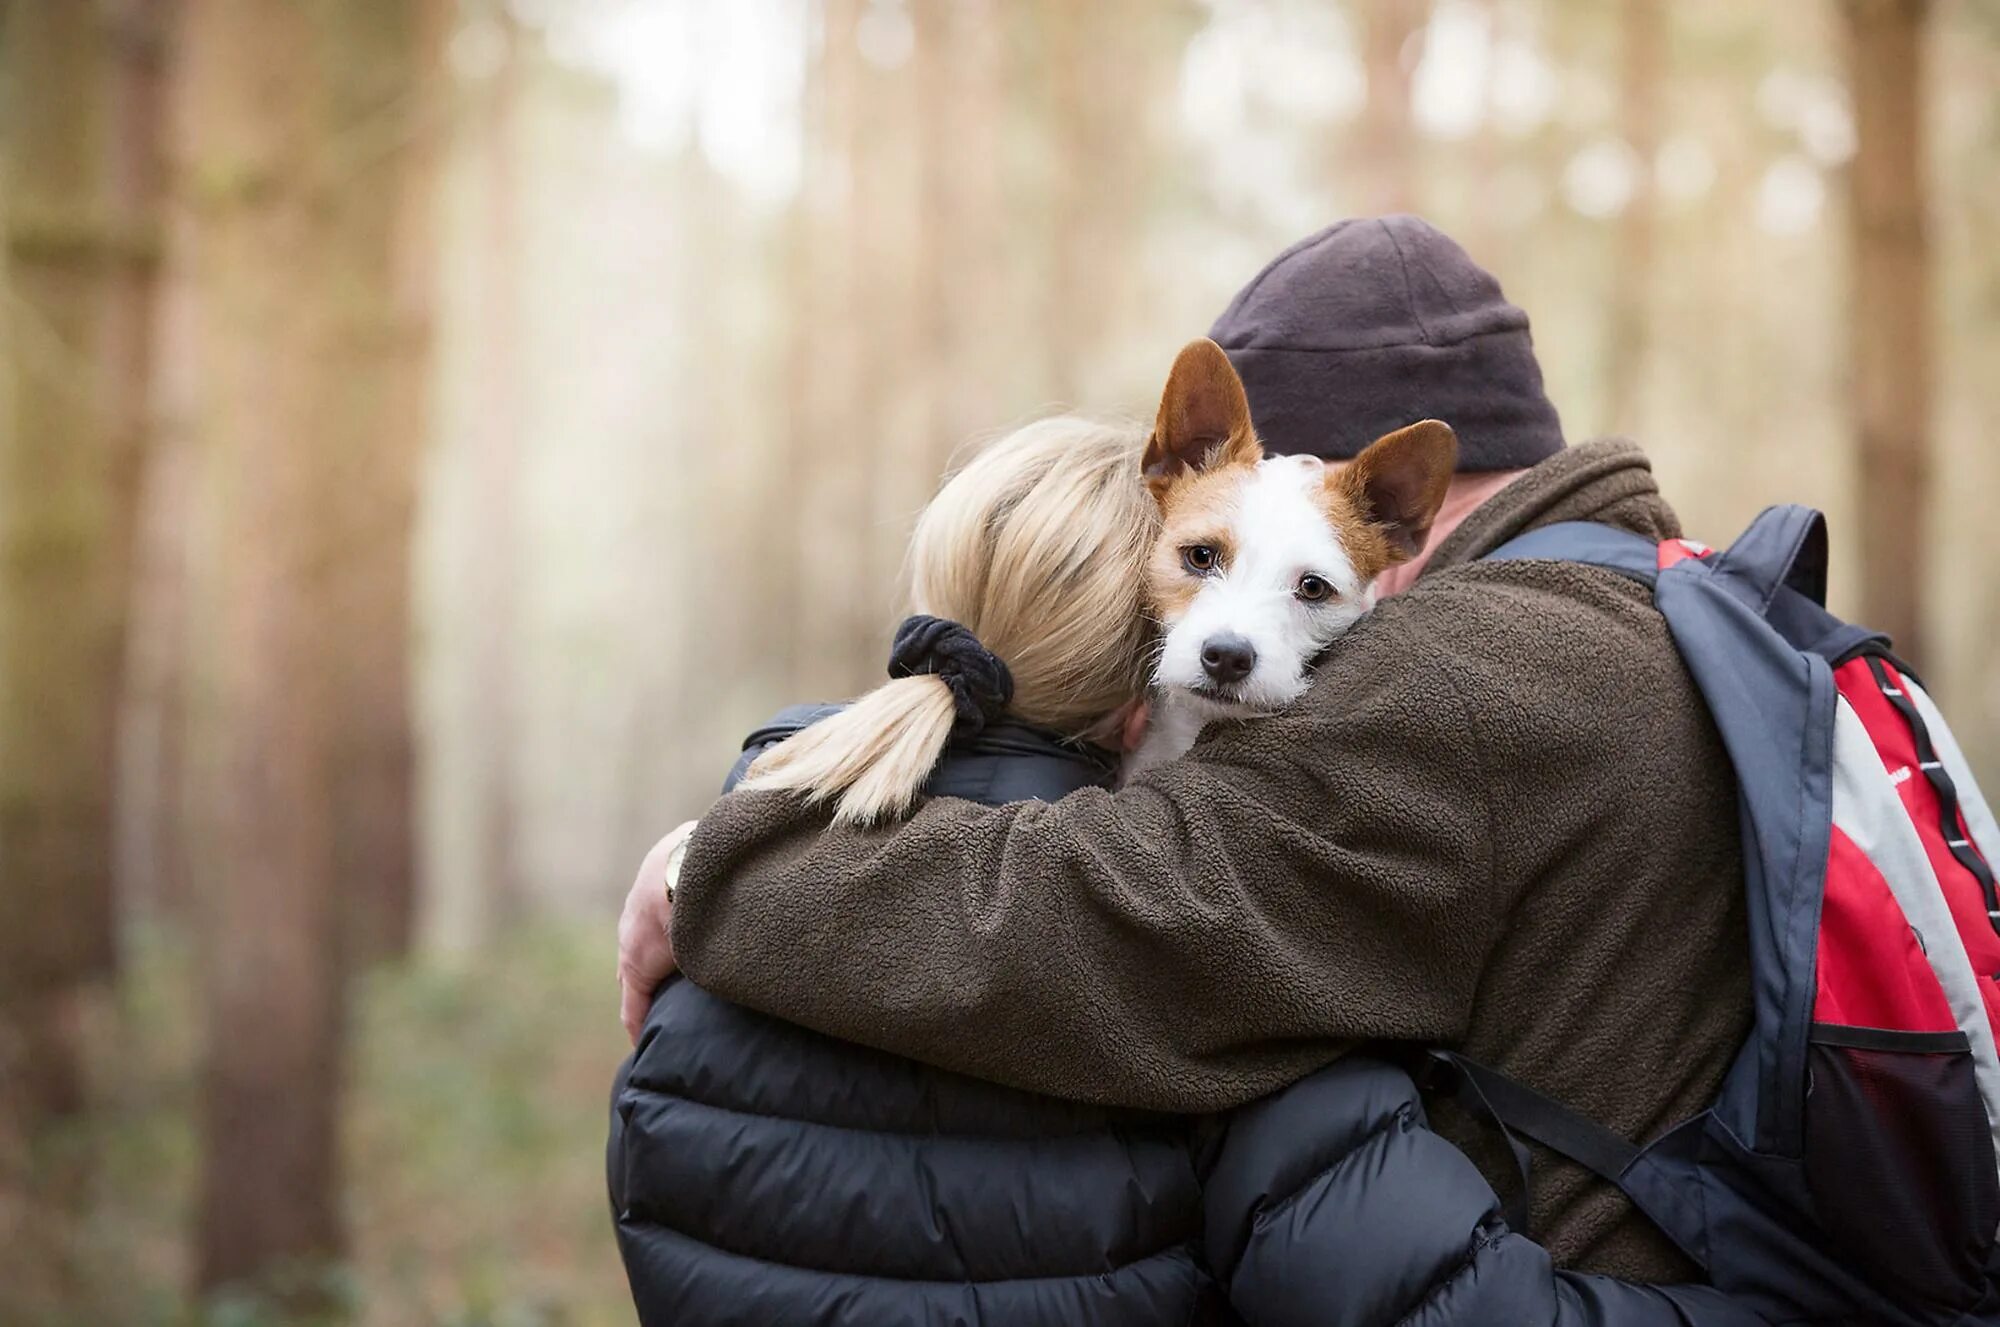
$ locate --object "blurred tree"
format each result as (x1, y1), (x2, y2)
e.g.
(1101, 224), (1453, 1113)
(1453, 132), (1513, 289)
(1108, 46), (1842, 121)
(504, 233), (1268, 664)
(913, 0), (1005, 466)
(1840, 0), (1934, 665)
(173, 0), (428, 1300)
(786, 0), (875, 694)
(773, 10), (822, 689)
(1038, 0), (1099, 405)
(0, 0), (153, 1135)
(0, 0), (170, 1304)
(460, 3), (527, 941)
(782, 0), (1196, 695)
(327, 0), (449, 964)
(107, 0), (184, 921)
(103, 0), (173, 595)
(1358, 0), (1429, 214)
(1460, 0), (1506, 264)
(118, 399), (194, 922)
(849, 0), (925, 670)
(1608, 0), (1663, 434)
(1042, 0), (1184, 394)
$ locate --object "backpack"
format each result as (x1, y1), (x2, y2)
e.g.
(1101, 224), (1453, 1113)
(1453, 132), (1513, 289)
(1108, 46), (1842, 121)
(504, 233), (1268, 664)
(1437, 506), (2000, 1324)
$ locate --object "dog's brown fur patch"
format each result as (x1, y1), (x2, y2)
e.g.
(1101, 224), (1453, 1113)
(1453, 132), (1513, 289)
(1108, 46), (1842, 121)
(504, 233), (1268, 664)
(1331, 420), (1458, 572)
(1316, 476), (1400, 583)
(1143, 339), (1260, 498)
(1142, 338), (1267, 625)
(1144, 467), (1248, 622)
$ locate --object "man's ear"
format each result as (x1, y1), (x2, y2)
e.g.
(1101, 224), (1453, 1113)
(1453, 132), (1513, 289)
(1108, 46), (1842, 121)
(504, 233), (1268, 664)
(1337, 420), (1459, 560)
(1142, 338), (1261, 490)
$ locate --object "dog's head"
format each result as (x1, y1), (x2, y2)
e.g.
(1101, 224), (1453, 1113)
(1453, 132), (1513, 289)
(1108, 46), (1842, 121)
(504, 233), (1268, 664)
(1140, 338), (1458, 716)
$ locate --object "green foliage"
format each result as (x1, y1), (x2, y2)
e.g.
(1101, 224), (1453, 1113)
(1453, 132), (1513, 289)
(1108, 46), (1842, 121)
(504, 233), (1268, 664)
(4, 926), (634, 1327)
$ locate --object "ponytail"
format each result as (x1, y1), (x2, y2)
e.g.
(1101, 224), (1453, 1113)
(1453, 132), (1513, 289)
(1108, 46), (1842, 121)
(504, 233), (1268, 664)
(741, 615), (1016, 826)
(739, 676), (958, 826)
(739, 416), (1157, 826)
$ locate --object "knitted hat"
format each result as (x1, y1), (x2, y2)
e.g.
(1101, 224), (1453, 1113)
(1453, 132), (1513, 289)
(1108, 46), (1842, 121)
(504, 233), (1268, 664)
(1208, 216), (1565, 471)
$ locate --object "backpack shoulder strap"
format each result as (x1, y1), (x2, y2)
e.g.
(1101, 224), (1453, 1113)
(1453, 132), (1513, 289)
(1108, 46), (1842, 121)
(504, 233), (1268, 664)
(1482, 521), (1661, 583)
(1484, 508), (1833, 621)
(1712, 504), (1828, 611)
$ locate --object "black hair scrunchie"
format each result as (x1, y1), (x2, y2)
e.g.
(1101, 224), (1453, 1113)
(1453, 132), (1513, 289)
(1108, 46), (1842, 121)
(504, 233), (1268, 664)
(887, 615), (1014, 740)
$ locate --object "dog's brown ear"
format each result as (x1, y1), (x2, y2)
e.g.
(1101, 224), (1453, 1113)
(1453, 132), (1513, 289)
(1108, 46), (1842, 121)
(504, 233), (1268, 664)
(1337, 420), (1459, 561)
(1143, 338), (1261, 491)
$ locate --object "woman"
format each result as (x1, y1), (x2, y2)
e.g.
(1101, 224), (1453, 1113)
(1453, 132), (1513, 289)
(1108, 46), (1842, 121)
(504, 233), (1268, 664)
(611, 417), (1218, 1324)
(608, 415), (1764, 1327)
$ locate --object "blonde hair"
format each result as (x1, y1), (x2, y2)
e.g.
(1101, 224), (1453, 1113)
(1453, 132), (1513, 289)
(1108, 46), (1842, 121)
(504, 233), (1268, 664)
(740, 415), (1158, 825)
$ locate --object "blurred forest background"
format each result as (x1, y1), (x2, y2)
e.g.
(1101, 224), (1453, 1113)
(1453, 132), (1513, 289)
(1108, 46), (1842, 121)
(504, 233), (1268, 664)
(2, 0), (1997, 1322)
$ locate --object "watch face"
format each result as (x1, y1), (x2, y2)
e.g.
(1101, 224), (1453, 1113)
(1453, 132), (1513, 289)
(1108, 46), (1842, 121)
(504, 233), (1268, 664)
(664, 839), (688, 900)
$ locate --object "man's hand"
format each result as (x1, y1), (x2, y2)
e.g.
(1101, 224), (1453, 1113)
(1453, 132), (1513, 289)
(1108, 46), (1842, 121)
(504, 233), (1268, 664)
(618, 820), (697, 1044)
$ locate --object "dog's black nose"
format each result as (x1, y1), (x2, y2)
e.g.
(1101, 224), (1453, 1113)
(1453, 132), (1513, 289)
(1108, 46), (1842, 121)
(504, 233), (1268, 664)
(1200, 635), (1257, 686)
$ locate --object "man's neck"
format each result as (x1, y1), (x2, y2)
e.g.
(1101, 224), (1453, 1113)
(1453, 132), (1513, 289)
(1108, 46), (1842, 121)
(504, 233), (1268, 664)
(1376, 468), (1527, 598)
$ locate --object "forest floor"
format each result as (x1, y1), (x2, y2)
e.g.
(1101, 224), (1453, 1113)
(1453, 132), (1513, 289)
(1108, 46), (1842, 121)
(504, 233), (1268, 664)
(10, 924), (636, 1327)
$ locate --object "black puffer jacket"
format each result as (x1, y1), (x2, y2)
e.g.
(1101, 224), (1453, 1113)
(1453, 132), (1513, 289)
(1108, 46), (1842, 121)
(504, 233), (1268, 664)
(608, 708), (1765, 1327)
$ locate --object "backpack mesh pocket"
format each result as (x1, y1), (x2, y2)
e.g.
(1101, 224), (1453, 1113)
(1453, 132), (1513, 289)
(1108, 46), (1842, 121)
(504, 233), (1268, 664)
(1804, 1024), (1997, 1309)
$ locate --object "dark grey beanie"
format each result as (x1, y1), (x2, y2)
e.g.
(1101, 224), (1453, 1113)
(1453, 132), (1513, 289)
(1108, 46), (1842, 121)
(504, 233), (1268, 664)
(1208, 215), (1565, 471)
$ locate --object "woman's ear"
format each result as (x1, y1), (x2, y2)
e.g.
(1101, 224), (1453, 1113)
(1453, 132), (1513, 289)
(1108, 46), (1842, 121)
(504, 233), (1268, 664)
(1115, 697), (1151, 753)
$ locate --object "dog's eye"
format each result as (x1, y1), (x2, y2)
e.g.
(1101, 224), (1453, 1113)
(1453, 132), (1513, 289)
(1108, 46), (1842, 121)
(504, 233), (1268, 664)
(1182, 545), (1219, 575)
(1296, 574), (1335, 602)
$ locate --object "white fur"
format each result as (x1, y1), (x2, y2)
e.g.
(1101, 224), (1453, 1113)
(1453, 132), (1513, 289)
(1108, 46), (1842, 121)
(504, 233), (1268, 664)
(1124, 454), (1377, 780)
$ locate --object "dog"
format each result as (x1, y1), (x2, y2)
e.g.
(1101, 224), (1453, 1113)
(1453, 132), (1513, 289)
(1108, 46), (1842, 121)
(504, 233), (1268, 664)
(1125, 338), (1458, 776)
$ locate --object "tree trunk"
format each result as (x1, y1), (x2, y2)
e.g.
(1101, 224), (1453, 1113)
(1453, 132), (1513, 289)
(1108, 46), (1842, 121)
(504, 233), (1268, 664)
(1606, 0), (1663, 435)
(853, 2), (926, 653)
(0, 0), (151, 1144)
(1357, 0), (1428, 215)
(107, 0), (184, 925)
(103, 0), (172, 539)
(786, 0), (874, 695)
(774, 9), (822, 691)
(176, 0), (419, 1299)
(1037, 0), (1089, 405)
(464, 9), (527, 939)
(912, 0), (1004, 473)
(328, 0), (446, 965)
(1840, 0), (1933, 665)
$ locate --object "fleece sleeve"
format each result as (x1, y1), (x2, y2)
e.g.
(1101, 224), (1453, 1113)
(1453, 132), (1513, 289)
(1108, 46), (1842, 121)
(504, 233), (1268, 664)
(671, 602), (1504, 1112)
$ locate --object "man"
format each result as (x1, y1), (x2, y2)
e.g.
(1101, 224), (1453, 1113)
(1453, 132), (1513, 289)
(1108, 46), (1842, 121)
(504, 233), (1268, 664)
(617, 216), (1752, 1283)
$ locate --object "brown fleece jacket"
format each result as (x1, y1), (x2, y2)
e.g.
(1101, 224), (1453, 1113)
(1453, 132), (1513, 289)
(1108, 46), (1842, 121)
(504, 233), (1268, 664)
(673, 440), (1753, 1283)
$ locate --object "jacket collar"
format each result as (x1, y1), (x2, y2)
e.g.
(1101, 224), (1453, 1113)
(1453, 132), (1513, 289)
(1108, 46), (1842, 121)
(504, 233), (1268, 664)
(1423, 438), (1684, 576)
(923, 720), (1120, 803)
(739, 705), (1118, 805)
